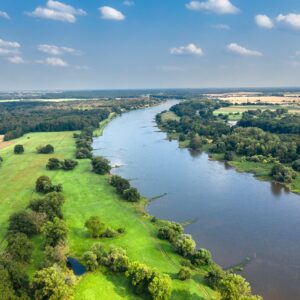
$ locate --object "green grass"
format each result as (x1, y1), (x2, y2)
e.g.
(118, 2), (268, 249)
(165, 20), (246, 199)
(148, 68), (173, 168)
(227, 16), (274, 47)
(0, 131), (218, 299)
(93, 113), (116, 137)
(161, 111), (180, 122)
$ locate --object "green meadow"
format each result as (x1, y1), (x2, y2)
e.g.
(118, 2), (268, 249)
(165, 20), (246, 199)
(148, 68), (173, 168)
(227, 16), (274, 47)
(0, 131), (218, 299)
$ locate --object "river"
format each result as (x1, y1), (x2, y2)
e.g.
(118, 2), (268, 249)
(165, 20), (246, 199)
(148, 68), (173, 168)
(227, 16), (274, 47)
(93, 100), (300, 300)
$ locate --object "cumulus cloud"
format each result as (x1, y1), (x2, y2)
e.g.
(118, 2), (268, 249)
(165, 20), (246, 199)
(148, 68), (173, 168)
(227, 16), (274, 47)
(123, 1), (134, 6)
(99, 6), (125, 21)
(0, 38), (24, 63)
(6, 56), (24, 64)
(0, 11), (10, 20)
(170, 43), (203, 56)
(211, 23), (230, 30)
(276, 13), (300, 31)
(38, 44), (81, 56)
(255, 14), (274, 29)
(226, 43), (262, 57)
(29, 0), (86, 23)
(37, 57), (68, 67)
(186, 0), (239, 14)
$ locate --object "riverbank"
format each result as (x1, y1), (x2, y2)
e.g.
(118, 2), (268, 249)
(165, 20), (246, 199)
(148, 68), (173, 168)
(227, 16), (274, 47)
(0, 119), (217, 298)
(159, 112), (300, 195)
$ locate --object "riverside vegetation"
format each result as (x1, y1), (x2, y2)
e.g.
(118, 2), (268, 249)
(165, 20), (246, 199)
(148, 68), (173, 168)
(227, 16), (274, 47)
(156, 100), (300, 194)
(0, 98), (261, 299)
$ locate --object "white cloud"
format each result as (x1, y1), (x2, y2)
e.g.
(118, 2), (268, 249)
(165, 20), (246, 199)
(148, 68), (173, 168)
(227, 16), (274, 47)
(226, 43), (262, 57)
(0, 48), (20, 56)
(0, 38), (20, 48)
(38, 44), (81, 56)
(6, 56), (24, 64)
(276, 13), (300, 31)
(211, 23), (230, 30)
(29, 0), (86, 23)
(37, 57), (68, 67)
(170, 43), (203, 56)
(0, 11), (10, 20)
(99, 6), (125, 21)
(186, 0), (239, 14)
(123, 1), (134, 6)
(255, 14), (274, 29)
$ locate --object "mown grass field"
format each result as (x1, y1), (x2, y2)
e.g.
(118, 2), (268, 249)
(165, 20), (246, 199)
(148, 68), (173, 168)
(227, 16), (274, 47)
(0, 131), (218, 299)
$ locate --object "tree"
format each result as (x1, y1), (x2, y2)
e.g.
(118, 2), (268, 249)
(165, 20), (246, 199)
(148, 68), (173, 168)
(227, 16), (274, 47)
(62, 159), (78, 171)
(85, 216), (105, 238)
(35, 176), (63, 194)
(101, 247), (129, 272)
(29, 192), (65, 220)
(192, 248), (212, 266)
(46, 158), (62, 170)
(37, 144), (54, 154)
(148, 274), (172, 300)
(110, 175), (130, 193)
(90, 242), (105, 263)
(292, 159), (300, 172)
(44, 243), (69, 268)
(177, 267), (191, 281)
(8, 211), (38, 236)
(205, 265), (225, 289)
(224, 151), (234, 161)
(0, 266), (17, 300)
(123, 188), (141, 202)
(190, 135), (202, 151)
(31, 266), (72, 300)
(91, 156), (111, 175)
(43, 217), (68, 247)
(6, 233), (33, 263)
(157, 222), (183, 242)
(14, 145), (24, 154)
(175, 234), (196, 258)
(82, 251), (98, 271)
(270, 163), (297, 184)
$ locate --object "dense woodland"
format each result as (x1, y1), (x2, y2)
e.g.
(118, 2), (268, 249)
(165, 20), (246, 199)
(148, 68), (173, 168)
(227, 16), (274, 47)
(157, 100), (300, 185)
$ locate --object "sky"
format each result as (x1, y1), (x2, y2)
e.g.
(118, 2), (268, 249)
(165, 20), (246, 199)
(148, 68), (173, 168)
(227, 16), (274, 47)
(1, 0), (300, 90)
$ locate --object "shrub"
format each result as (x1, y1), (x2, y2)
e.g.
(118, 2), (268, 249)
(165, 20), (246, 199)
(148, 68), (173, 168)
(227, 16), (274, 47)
(42, 217), (68, 247)
(157, 221), (183, 242)
(62, 159), (78, 170)
(6, 233), (33, 263)
(270, 163), (297, 184)
(82, 251), (98, 271)
(177, 267), (191, 281)
(8, 211), (38, 237)
(44, 243), (69, 268)
(76, 148), (92, 159)
(192, 248), (212, 266)
(224, 151), (234, 161)
(110, 175), (130, 193)
(117, 227), (126, 234)
(90, 243), (105, 263)
(29, 192), (65, 220)
(14, 145), (24, 154)
(175, 234), (196, 258)
(91, 156), (111, 175)
(123, 187), (140, 202)
(101, 247), (129, 272)
(0, 156), (3, 164)
(35, 176), (63, 194)
(101, 227), (119, 238)
(292, 159), (300, 172)
(37, 144), (54, 154)
(31, 266), (72, 300)
(85, 216), (105, 238)
(46, 158), (62, 170)
(205, 265), (225, 289)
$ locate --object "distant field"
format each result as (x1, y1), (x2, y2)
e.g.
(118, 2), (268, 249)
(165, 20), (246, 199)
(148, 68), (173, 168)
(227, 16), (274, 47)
(0, 131), (217, 299)
(161, 111), (180, 122)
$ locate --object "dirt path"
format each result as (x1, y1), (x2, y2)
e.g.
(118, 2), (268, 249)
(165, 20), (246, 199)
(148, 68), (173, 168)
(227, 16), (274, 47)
(0, 135), (14, 150)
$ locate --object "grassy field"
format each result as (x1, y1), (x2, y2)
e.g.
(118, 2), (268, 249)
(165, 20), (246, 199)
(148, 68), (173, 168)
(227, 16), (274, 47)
(0, 131), (218, 299)
(161, 111), (180, 122)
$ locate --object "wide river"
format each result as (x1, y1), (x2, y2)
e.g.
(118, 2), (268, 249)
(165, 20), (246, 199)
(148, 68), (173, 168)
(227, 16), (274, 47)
(94, 100), (300, 300)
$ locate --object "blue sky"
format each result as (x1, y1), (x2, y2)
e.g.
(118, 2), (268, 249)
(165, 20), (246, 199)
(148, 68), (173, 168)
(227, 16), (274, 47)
(1, 0), (300, 90)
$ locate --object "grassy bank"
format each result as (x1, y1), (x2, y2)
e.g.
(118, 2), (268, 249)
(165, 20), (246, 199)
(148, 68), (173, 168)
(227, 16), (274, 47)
(0, 130), (218, 298)
(93, 112), (117, 137)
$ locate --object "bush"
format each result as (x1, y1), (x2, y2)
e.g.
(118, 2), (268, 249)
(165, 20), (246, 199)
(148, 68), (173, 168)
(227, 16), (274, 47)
(101, 247), (129, 272)
(76, 147), (92, 159)
(224, 151), (234, 161)
(157, 222), (183, 242)
(192, 248), (212, 266)
(117, 227), (126, 234)
(42, 217), (68, 247)
(8, 211), (38, 237)
(175, 234), (196, 258)
(177, 267), (191, 281)
(205, 265), (225, 289)
(85, 216), (105, 238)
(6, 233), (33, 263)
(37, 144), (54, 154)
(62, 159), (78, 170)
(44, 243), (69, 268)
(35, 176), (63, 194)
(82, 251), (98, 271)
(270, 163), (297, 184)
(292, 159), (300, 172)
(90, 243), (105, 262)
(123, 187), (140, 202)
(46, 158), (62, 170)
(110, 175), (130, 193)
(14, 145), (24, 154)
(92, 156), (111, 175)
(29, 192), (65, 220)
(101, 227), (119, 238)
(0, 156), (3, 164)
